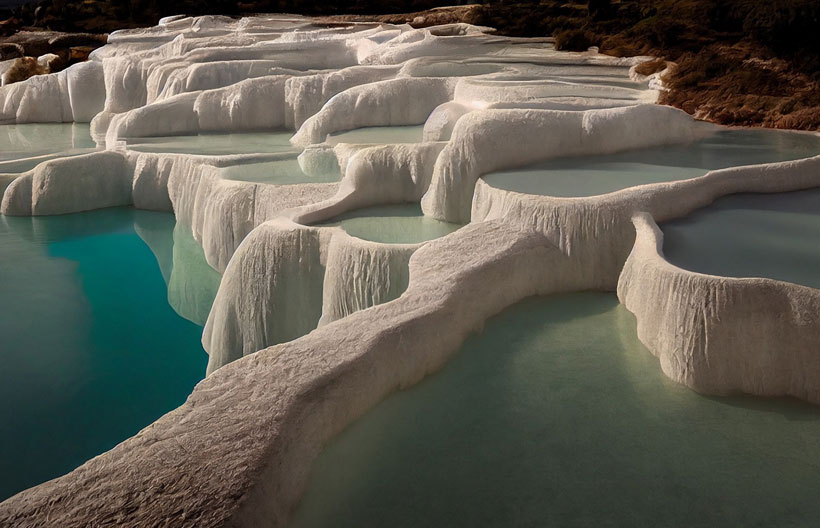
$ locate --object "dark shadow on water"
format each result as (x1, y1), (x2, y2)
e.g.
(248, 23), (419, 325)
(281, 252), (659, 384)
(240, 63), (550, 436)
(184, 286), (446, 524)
(1, 207), (138, 244)
(702, 393), (820, 422)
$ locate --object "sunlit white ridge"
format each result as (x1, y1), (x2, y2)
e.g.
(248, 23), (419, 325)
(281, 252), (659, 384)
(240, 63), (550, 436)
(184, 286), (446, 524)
(2, 13), (820, 528)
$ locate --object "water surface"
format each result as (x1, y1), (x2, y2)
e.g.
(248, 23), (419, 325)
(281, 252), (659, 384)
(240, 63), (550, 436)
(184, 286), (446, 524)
(0, 123), (98, 173)
(662, 189), (820, 289)
(0, 208), (215, 501)
(317, 204), (462, 244)
(124, 131), (297, 155)
(293, 292), (820, 527)
(483, 129), (820, 197)
(326, 125), (425, 145)
(219, 157), (341, 184)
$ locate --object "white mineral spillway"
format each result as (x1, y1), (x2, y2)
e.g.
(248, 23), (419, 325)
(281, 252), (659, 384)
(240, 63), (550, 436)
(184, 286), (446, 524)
(2, 13), (820, 528)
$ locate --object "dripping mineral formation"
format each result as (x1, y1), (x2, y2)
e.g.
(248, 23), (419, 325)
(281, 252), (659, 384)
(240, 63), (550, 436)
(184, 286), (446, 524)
(1, 14), (819, 527)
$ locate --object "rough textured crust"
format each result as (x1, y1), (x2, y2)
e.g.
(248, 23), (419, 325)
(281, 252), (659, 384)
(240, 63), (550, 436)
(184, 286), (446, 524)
(2, 14), (820, 527)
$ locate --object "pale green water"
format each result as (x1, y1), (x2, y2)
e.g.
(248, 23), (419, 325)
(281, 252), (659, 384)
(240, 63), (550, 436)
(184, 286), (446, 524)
(318, 204), (463, 244)
(662, 189), (820, 289)
(292, 292), (820, 527)
(124, 131), (297, 155)
(326, 125), (425, 145)
(483, 129), (820, 197)
(135, 216), (222, 325)
(0, 123), (98, 173)
(0, 208), (219, 501)
(219, 157), (341, 184)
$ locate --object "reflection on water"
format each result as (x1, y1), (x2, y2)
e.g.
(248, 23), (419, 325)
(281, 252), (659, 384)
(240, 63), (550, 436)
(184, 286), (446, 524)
(483, 129), (820, 197)
(0, 123), (100, 174)
(134, 214), (222, 326)
(317, 204), (463, 244)
(662, 188), (820, 289)
(219, 157), (341, 185)
(293, 292), (820, 527)
(0, 207), (219, 501)
(123, 131), (297, 155)
(326, 125), (425, 145)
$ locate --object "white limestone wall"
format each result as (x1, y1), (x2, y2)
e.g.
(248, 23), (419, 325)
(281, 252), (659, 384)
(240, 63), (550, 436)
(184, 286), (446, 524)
(335, 142), (445, 203)
(148, 61), (303, 103)
(0, 147), (341, 273)
(0, 60), (105, 123)
(0, 220), (586, 528)
(422, 101), (473, 141)
(618, 213), (820, 402)
(319, 232), (415, 325)
(285, 65), (401, 129)
(472, 179), (637, 289)
(422, 104), (716, 223)
(1, 151), (130, 215)
(201, 214), (427, 373)
(202, 218), (327, 375)
(453, 77), (655, 106)
(9, 14), (820, 528)
(154, 152), (338, 272)
(290, 77), (456, 147)
(473, 154), (820, 290)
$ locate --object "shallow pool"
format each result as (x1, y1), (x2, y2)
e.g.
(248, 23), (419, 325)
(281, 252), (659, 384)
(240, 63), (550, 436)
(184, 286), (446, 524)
(0, 208), (216, 501)
(123, 130), (297, 155)
(219, 157), (341, 185)
(292, 292), (820, 527)
(662, 189), (820, 289)
(317, 204), (462, 244)
(326, 125), (425, 145)
(0, 123), (99, 173)
(483, 129), (820, 197)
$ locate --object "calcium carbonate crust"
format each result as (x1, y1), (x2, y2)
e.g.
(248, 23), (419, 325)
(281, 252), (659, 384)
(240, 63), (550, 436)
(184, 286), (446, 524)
(2, 13), (820, 528)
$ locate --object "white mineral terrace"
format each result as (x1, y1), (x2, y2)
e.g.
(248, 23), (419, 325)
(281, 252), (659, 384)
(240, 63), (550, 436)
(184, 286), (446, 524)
(1, 13), (819, 526)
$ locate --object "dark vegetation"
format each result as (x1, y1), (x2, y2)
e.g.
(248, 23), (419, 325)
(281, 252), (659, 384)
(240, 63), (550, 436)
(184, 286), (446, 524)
(1, 0), (818, 129)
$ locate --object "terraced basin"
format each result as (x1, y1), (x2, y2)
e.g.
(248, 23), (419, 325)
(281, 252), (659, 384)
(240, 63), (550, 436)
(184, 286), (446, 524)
(482, 129), (820, 197)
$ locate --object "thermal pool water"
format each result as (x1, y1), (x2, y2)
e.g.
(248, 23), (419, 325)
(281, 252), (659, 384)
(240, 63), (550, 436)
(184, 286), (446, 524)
(662, 188), (820, 289)
(292, 292), (820, 527)
(317, 204), (463, 244)
(219, 157), (341, 184)
(0, 208), (217, 500)
(123, 130), (297, 155)
(482, 129), (820, 197)
(326, 125), (425, 145)
(0, 123), (99, 174)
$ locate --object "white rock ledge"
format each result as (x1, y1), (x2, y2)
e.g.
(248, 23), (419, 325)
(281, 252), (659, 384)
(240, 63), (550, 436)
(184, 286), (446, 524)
(0, 220), (584, 527)
(3, 13), (820, 526)
(618, 212), (820, 402)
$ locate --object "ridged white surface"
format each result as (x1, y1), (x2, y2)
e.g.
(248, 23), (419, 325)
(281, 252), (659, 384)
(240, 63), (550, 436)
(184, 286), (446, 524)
(3, 13), (819, 528)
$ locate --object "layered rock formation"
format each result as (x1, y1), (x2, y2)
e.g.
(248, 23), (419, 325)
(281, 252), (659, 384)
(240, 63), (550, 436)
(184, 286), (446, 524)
(1, 14), (819, 527)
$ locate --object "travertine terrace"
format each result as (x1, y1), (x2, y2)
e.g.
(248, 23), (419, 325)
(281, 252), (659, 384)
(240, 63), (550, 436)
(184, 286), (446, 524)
(1, 13), (819, 527)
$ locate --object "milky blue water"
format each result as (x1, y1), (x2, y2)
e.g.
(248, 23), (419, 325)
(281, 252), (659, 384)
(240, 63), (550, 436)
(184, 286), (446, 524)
(123, 131), (297, 155)
(0, 123), (99, 174)
(0, 208), (213, 501)
(662, 188), (820, 289)
(317, 204), (463, 244)
(292, 292), (820, 527)
(219, 157), (341, 185)
(326, 125), (425, 145)
(483, 129), (820, 197)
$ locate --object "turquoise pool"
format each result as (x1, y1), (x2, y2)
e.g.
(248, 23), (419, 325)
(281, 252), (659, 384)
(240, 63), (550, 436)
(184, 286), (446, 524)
(662, 189), (820, 289)
(292, 292), (820, 527)
(326, 125), (425, 145)
(219, 157), (341, 185)
(317, 204), (463, 244)
(483, 129), (820, 197)
(123, 131), (298, 155)
(0, 208), (216, 501)
(0, 123), (99, 174)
